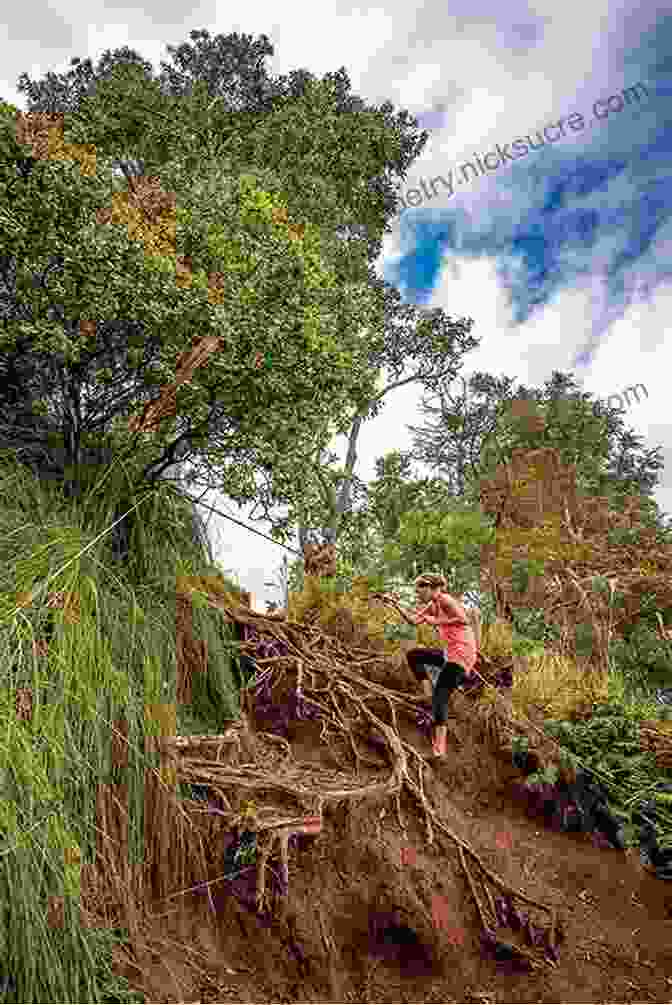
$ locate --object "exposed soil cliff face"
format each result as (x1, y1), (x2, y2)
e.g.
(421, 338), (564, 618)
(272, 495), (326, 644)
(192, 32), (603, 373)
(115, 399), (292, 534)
(107, 556), (672, 1003)
(115, 672), (672, 1003)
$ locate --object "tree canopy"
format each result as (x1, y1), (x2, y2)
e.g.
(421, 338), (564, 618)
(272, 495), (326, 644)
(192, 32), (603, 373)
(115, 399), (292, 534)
(1, 102), (375, 494)
(2, 31), (437, 523)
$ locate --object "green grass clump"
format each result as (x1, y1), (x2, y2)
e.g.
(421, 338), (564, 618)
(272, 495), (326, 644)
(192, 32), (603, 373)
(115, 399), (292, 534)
(0, 447), (241, 1002)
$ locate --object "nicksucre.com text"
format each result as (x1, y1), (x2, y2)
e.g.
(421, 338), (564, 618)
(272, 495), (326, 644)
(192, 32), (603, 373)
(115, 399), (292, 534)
(396, 81), (650, 213)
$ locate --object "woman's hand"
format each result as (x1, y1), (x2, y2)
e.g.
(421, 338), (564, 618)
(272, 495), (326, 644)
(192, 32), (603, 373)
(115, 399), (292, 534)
(389, 598), (418, 625)
(373, 593), (425, 626)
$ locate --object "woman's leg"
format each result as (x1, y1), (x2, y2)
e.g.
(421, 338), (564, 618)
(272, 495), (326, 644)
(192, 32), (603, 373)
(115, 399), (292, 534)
(431, 663), (466, 756)
(406, 648), (445, 689)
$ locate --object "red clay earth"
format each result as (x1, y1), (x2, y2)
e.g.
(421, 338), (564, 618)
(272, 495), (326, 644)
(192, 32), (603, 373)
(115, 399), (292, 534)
(115, 705), (672, 1003)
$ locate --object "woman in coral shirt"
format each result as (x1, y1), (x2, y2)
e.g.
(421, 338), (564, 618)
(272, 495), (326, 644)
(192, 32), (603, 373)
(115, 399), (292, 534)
(382, 573), (477, 758)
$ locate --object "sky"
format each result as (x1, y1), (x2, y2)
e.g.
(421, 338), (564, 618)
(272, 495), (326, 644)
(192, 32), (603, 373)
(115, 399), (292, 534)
(2, 1), (670, 611)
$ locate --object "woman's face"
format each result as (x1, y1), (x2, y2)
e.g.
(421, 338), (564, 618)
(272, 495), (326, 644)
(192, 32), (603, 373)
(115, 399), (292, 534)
(416, 583), (433, 604)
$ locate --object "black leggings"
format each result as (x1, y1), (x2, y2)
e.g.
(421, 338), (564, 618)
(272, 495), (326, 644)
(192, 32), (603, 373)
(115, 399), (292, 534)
(406, 648), (467, 725)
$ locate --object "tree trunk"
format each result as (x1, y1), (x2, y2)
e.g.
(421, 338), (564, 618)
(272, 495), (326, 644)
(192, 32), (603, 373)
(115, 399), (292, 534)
(293, 405), (373, 584)
(301, 410), (365, 574)
(334, 412), (363, 520)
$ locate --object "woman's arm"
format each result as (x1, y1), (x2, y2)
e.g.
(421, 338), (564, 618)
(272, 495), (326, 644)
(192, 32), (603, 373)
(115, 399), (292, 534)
(420, 593), (468, 627)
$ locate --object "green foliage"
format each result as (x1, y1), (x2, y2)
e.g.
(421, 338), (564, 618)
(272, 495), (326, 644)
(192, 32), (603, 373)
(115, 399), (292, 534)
(542, 698), (672, 845)
(505, 602), (561, 659)
(3, 31), (437, 526)
(367, 451), (442, 541)
(287, 555), (306, 596)
(383, 621), (418, 642)
(0, 119), (383, 510)
(590, 575), (613, 597)
(621, 592), (672, 642)
(255, 290), (477, 551)
(509, 635), (545, 661)
(383, 498), (495, 593)
(527, 763), (560, 787)
(609, 623), (672, 694)
(607, 526), (644, 548)
(511, 734), (530, 756)
(478, 591), (499, 629)
(0, 445), (241, 1001)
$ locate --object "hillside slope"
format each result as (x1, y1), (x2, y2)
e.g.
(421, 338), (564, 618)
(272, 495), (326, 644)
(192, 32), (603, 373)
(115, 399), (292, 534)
(111, 597), (672, 1004)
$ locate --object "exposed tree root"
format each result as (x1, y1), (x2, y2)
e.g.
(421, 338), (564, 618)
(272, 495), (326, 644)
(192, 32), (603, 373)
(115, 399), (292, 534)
(170, 592), (565, 971)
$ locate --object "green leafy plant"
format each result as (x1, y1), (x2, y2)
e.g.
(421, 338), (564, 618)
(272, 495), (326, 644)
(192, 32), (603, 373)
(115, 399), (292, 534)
(542, 700), (672, 846)
(383, 501), (495, 594)
(610, 624), (672, 695)
(510, 634), (545, 660)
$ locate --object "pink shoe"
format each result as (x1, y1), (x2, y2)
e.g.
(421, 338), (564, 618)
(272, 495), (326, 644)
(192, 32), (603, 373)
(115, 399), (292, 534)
(431, 735), (447, 758)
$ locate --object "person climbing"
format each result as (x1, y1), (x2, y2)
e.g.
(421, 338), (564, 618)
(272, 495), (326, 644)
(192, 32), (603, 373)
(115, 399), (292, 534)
(379, 573), (477, 758)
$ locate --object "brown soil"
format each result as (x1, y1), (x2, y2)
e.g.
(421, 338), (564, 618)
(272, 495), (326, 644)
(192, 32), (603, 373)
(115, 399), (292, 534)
(113, 698), (672, 1004)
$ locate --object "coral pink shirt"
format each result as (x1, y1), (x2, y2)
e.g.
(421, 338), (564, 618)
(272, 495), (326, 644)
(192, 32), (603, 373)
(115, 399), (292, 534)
(416, 594), (477, 675)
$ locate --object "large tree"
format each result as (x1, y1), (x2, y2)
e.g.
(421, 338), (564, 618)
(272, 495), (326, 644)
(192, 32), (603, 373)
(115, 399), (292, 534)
(0, 100), (376, 494)
(3, 31), (431, 531)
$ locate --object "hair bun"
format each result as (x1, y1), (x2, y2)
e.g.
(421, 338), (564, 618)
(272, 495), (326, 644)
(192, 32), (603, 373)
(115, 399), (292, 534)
(415, 572), (447, 590)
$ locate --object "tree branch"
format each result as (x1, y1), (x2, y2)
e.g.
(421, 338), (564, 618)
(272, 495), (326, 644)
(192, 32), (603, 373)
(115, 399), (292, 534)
(371, 364), (461, 402)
